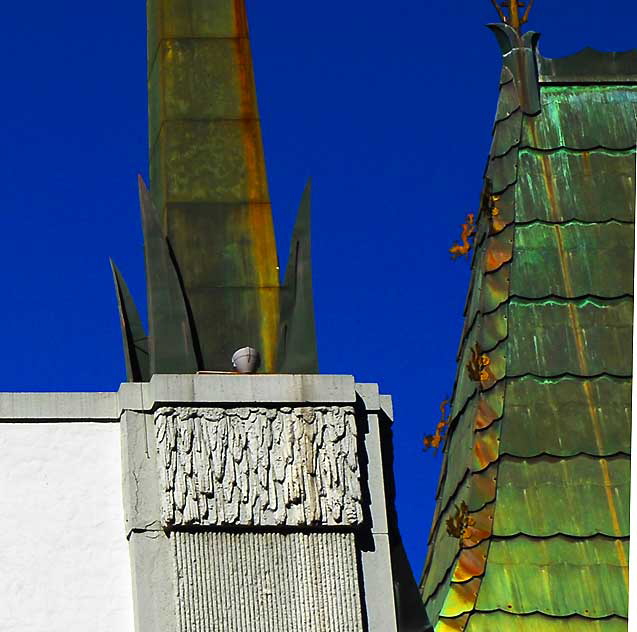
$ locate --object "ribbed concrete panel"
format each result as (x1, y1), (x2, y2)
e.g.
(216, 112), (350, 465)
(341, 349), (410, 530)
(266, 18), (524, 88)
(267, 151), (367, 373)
(172, 531), (364, 632)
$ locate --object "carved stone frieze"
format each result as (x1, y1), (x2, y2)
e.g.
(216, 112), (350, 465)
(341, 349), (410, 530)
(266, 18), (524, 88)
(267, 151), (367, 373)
(154, 405), (363, 527)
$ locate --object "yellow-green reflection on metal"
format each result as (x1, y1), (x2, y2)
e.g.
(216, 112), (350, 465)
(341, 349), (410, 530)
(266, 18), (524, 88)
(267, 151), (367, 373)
(474, 385), (505, 430)
(482, 266), (510, 314)
(480, 304), (508, 351)
(476, 536), (629, 617)
(439, 578), (482, 618)
(493, 455), (630, 537)
(472, 423), (501, 471)
(466, 612), (628, 631)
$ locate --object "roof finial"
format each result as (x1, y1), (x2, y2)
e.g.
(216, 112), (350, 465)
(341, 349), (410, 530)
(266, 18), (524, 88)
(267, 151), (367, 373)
(490, 0), (535, 33)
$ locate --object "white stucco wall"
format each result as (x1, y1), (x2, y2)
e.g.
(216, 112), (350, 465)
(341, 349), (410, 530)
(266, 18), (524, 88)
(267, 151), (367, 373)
(0, 421), (134, 632)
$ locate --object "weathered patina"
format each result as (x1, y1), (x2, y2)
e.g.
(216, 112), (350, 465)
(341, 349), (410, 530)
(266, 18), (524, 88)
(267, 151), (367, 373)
(420, 17), (635, 631)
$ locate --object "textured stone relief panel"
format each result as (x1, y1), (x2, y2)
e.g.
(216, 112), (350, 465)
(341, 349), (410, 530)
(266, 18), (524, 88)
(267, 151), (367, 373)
(155, 406), (362, 527)
(172, 531), (364, 632)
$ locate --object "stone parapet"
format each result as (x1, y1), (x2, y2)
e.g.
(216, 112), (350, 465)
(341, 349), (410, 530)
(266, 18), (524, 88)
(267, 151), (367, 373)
(120, 374), (400, 632)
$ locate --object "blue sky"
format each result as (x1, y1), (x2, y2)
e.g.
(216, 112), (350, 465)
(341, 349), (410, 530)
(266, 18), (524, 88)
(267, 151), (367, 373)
(1, 1), (635, 573)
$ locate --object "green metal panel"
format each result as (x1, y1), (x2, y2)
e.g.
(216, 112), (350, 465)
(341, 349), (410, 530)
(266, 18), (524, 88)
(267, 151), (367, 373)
(460, 250), (485, 340)
(521, 86), (637, 150)
(499, 376), (631, 457)
(494, 72), (519, 123)
(516, 149), (636, 223)
(493, 455), (630, 537)
(466, 612), (628, 631)
(511, 222), (634, 298)
(459, 302), (508, 366)
(422, 519), (463, 608)
(425, 506), (497, 625)
(147, 0), (243, 51)
(538, 48), (637, 84)
(437, 384), (506, 529)
(490, 110), (522, 158)
(482, 265), (510, 315)
(151, 38), (257, 122)
(276, 180), (319, 373)
(507, 298), (633, 377)
(490, 186), (516, 234)
(476, 536), (629, 617)
(424, 466), (498, 613)
(139, 178), (199, 374)
(487, 151), (518, 194)
(165, 202), (274, 287)
(110, 260), (150, 382)
(425, 565), (454, 628)
(451, 329), (479, 419)
(437, 401), (477, 516)
(480, 303), (508, 351)
(154, 120), (270, 203)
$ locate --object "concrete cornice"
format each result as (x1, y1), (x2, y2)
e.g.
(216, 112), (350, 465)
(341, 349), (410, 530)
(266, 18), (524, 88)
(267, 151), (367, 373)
(0, 375), (364, 421)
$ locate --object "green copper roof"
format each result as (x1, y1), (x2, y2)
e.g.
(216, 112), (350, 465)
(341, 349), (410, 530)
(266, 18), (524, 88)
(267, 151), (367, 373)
(476, 536), (628, 616)
(493, 455), (630, 537)
(517, 149), (635, 222)
(421, 23), (634, 631)
(499, 376), (631, 457)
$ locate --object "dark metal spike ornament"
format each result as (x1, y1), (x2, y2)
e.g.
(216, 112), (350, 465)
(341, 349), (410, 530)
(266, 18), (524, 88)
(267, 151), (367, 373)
(138, 175), (199, 375)
(110, 259), (150, 382)
(487, 23), (541, 116)
(276, 179), (319, 374)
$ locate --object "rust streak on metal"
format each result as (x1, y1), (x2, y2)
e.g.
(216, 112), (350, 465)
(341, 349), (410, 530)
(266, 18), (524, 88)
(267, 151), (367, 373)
(528, 118), (628, 585)
(233, 0), (279, 371)
(582, 150), (592, 177)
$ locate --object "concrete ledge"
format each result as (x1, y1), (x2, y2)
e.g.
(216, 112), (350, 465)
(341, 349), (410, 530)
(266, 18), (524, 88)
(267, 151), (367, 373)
(0, 392), (120, 421)
(0, 376), (361, 421)
(355, 383), (380, 411)
(144, 374), (357, 408)
(380, 394), (394, 423)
